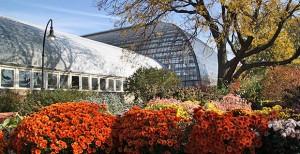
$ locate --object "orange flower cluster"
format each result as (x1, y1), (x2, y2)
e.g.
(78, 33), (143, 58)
(0, 130), (6, 153)
(11, 102), (116, 154)
(114, 107), (187, 153)
(185, 108), (270, 154)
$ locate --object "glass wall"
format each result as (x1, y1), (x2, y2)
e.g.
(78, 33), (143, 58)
(83, 23), (202, 87)
(82, 77), (89, 90)
(47, 73), (58, 89)
(19, 70), (31, 88)
(1, 69), (14, 87)
(71, 76), (80, 89)
(33, 72), (42, 88)
(0, 65), (124, 92)
(60, 75), (68, 89)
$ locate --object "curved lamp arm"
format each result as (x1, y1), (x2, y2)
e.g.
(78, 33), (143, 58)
(41, 19), (55, 90)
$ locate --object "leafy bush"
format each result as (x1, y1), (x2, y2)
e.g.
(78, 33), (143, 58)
(14, 90), (126, 115)
(261, 66), (300, 100)
(11, 102), (116, 154)
(86, 93), (129, 115)
(125, 68), (180, 102)
(113, 107), (187, 153)
(25, 90), (94, 106)
(172, 87), (223, 102)
(230, 78), (263, 103)
(0, 91), (23, 113)
(186, 108), (270, 154)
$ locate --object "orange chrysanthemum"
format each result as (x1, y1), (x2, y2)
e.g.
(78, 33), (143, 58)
(185, 108), (270, 154)
(10, 102), (116, 154)
(113, 107), (188, 153)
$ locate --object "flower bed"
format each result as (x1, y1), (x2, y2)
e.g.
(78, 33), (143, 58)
(113, 107), (187, 153)
(10, 102), (116, 154)
(0, 130), (5, 153)
(1, 99), (299, 153)
(185, 108), (270, 154)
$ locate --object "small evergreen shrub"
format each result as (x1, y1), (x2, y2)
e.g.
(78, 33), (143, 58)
(0, 91), (23, 113)
(125, 68), (180, 102)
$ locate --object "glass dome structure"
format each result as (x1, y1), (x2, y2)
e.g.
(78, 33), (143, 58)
(83, 23), (218, 86)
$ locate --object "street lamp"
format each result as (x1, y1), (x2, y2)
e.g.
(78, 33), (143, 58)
(41, 19), (55, 90)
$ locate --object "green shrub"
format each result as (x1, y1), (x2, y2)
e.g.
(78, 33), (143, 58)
(86, 93), (129, 115)
(238, 77), (263, 103)
(18, 90), (126, 115)
(0, 91), (23, 113)
(172, 87), (223, 102)
(125, 68), (180, 102)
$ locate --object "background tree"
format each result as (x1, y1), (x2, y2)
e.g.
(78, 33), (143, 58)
(125, 68), (180, 102)
(97, 0), (300, 86)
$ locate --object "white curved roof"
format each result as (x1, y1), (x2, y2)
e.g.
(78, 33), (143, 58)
(0, 16), (162, 77)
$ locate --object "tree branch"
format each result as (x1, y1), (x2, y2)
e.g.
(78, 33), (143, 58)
(233, 47), (300, 79)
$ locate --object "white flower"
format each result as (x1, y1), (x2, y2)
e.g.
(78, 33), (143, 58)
(297, 121), (300, 127)
(281, 132), (287, 138)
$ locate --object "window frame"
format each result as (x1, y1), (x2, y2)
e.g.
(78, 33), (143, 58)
(0, 67), (16, 89)
(18, 69), (32, 89)
(81, 75), (90, 91)
(47, 72), (59, 90)
(91, 77), (99, 91)
(71, 75), (80, 90)
(59, 73), (69, 90)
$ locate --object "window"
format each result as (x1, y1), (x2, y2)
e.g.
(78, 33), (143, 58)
(19, 70), (30, 88)
(33, 72), (42, 88)
(100, 78), (106, 91)
(108, 79), (114, 91)
(1, 69), (14, 87)
(47, 73), (57, 89)
(60, 75), (68, 89)
(116, 80), (122, 91)
(92, 78), (98, 90)
(82, 77), (89, 90)
(71, 76), (79, 89)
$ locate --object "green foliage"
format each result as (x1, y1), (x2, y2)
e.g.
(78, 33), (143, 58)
(125, 68), (180, 101)
(172, 87), (223, 102)
(0, 113), (23, 133)
(25, 90), (94, 106)
(0, 92), (23, 113)
(85, 93), (130, 115)
(0, 90), (127, 116)
(17, 90), (95, 115)
(238, 77), (263, 103)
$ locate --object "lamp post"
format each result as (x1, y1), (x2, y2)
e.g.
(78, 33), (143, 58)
(41, 19), (56, 91)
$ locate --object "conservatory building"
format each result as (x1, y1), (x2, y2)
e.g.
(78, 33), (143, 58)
(0, 16), (162, 92)
(83, 23), (218, 87)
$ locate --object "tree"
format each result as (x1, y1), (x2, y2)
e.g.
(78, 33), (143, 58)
(125, 68), (180, 102)
(97, 0), (300, 86)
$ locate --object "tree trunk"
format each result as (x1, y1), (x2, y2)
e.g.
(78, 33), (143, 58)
(217, 43), (228, 88)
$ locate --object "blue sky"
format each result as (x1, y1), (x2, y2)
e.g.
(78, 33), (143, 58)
(0, 0), (119, 35)
(0, 0), (214, 47)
